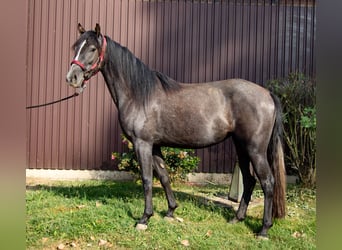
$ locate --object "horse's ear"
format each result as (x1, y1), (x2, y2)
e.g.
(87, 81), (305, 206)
(95, 23), (101, 37)
(78, 23), (85, 34)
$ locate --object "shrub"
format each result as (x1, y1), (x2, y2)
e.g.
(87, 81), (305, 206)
(112, 135), (200, 182)
(267, 73), (316, 187)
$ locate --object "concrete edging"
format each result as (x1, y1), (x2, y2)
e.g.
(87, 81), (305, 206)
(26, 169), (135, 181)
(26, 169), (298, 185)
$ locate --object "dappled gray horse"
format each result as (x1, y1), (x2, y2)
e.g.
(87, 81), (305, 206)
(66, 24), (286, 238)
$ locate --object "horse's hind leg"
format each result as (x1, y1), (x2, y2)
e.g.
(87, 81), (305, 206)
(152, 146), (178, 218)
(230, 140), (256, 223)
(248, 150), (275, 238)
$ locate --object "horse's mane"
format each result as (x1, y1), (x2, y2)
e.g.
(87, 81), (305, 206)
(104, 36), (181, 105)
(154, 71), (181, 92)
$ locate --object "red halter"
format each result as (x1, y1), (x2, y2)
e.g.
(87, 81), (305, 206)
(70, 36), (107, 81)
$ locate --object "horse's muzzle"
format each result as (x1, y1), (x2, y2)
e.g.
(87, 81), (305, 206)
(66, 65), (85, 88)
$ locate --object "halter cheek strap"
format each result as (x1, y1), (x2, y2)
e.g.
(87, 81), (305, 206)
(70, 36), (107, 81)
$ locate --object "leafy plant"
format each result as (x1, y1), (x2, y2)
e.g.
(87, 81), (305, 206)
(267, 73), (316, 187)
(112, 135), (200, 182)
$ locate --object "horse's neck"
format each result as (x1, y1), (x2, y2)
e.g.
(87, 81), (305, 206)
(101, 68), (131, 110)
(101, 39), (153, 112)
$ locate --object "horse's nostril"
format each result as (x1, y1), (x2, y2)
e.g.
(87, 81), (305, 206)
(66, 72), (73, 83)
(66, 73), (77, 84)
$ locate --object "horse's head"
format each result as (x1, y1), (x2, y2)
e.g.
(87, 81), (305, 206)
(66, 23), (106, 91)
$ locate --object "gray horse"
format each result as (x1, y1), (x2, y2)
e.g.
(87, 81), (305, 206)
(66, 24), (286, 238)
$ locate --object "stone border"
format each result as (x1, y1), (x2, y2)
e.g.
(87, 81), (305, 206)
(26, 169), (298, 185)
(26, 169), (134, 181)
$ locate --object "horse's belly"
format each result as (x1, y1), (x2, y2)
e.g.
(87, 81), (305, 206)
(157, 114), (231, 147)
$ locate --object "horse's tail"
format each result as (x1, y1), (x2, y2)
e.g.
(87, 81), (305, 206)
(268, 92), (286, 218)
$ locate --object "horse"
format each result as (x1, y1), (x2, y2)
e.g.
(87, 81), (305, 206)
(66, 24), (286, 238)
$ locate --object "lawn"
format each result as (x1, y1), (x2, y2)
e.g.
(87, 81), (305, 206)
(26, 180), (316, 249)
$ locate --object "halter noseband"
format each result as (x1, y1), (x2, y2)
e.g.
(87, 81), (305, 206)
(70, 36), (107, 82)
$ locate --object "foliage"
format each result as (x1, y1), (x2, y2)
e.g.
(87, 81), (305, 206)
(26, 180), (316, 249)
(112, 134), (200, 182)
(267, 73), (316, 187)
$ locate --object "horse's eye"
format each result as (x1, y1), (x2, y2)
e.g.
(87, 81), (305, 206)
(91, 48), (97, 52)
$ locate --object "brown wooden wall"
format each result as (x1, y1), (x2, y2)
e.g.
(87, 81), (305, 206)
(26, 0), (316, 173)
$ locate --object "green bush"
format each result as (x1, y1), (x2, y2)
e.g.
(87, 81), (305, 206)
(112, 135), (200, 182)
(267, 73), (316, 187)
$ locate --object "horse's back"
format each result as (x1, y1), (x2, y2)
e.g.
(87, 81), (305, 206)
(179, 78), (272, 104)
(182, 78), (275, 120)
(211, 79), (271, 100)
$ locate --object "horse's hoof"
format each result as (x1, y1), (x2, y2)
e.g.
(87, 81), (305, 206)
(136, 223), (148, 231)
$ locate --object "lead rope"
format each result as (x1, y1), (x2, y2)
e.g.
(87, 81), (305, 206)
(26, 92), (79, 109)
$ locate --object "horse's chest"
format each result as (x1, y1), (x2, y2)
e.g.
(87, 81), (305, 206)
(120, 110), (159, 140)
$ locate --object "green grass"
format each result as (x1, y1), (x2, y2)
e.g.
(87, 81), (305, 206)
(26, 180), (316, 249)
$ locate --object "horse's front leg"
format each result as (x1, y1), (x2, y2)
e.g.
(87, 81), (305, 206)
(152, 146), (178, 218)
(134, 139), (154, 229)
